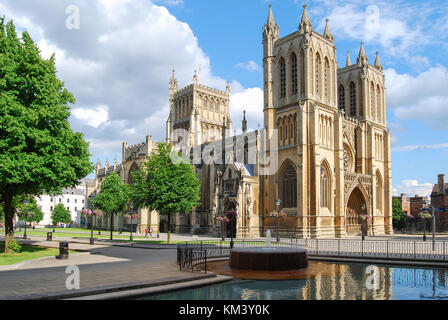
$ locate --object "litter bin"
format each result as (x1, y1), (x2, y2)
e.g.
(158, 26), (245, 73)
(56, 241), (69, 260)
(47, 232), (53, 241)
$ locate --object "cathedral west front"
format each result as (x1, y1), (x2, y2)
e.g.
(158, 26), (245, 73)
(92, 4), (393, 239)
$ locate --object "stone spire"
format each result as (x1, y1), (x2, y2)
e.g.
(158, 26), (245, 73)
(374, 51), (383, 71)
(357, 42), (369, 65)
(346, 50), (352, 67)
(299, 4), (312, 33)
(323, 18), (334, 42)
(169, 69), (178, 91)
(226, 81), (230, 95)
(242, 110), (247, 133)
(113, 156), (118, 169)
(266, 4), (275, 27)
(193, 70), (198, 85)
(105, 158), (109, 168)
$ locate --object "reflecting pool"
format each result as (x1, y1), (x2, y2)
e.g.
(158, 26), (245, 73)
(138, 262), (448, 300)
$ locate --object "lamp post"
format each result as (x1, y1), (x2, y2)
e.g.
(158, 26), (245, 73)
(275, 198), (281, 242)
(23, 199), (29, 240)
(361, 203), (366, 241)
(221, 205), (225, 241)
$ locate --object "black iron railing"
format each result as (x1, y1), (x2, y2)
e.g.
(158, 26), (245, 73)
(177, 239), (448, 263)
(177, 247), (207, 273)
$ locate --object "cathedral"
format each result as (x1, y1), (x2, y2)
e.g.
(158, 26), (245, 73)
(92, 4), (393, 238)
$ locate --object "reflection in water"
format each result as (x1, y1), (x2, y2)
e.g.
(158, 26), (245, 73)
(138, 263), (448, 300)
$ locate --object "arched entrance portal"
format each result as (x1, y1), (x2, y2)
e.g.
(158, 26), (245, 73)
(346, 187), (367, 235)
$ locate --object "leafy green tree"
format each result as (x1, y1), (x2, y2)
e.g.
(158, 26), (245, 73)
(51, 204), (71, 226)
(131, 143), (200, 243)
(0, 19), (92, 252)
(16, 197), (44, 226)
(392, 198), (407, 229)
(93, 172), (130, 240)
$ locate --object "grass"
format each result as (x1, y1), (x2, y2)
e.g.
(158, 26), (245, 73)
(0, 243), (77, 266)
(9, 230), (184, 244)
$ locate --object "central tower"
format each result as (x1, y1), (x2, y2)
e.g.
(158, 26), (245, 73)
(166, 70), (232, 147)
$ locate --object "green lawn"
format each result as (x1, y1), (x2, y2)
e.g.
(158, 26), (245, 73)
(13, 230), (149, 240)
(0, 243), (77, 266)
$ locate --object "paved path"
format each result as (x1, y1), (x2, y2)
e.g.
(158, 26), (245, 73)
(0, 239), (212, 300)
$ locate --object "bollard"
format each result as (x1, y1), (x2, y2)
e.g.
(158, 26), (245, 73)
(47, 232), (53, 241)
(56, 241), (69, 260)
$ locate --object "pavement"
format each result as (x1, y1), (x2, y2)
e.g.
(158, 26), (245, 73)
(0, 238), (222, 300)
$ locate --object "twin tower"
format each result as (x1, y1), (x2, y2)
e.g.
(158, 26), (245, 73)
(164, 4), (393, 238)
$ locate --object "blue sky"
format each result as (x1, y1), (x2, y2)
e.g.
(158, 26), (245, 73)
(1, 0), (447, 197)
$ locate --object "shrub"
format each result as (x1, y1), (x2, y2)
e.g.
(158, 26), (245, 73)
(8, 239), (22, 253)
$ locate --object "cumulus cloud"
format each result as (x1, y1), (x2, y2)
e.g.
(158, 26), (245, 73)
(72, 106), (109, 128)
(391, 142), (448, 153)
(230, 87), (264, 134)
(393, 180), (434, 198)
(385, 66), (448, 129)
(0, 0), (247, 168)
(235, 61), (261, 72)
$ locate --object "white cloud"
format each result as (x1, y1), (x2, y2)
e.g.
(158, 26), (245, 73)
(235, 61), (261, 72)
(72, 106), (109, 128)
(153, 0), (184, 7)
(393, 180), (434, 198)
(0, 0), (251, 166)
(391, 142), (448, 152)
(385, 66), (448, 130)
(230, 87), (264, 134)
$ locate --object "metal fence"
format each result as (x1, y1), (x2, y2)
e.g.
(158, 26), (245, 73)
(177, 238), (448, 264)
(177, 247), (207, 273)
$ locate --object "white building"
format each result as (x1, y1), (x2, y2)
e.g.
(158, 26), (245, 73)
(34, 180), (92, 227)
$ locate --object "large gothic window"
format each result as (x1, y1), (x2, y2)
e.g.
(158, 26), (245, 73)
(291, 53), (298, 96)
(376, 171), (383, 213)
(282, 165), (297, 208)
(338, 85), (345, 112)
(320, 164), (330, 208)
(280, 58), (286, 99)
(300, 49), (305, 95)
(349, 82), (356, 117)
(324, 58), (330, 100)
(371, 82), (376, 120)
(377, 85), (382, 122)
(315, 54), (321, 98)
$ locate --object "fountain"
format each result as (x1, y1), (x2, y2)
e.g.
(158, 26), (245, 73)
(229, 229), (308, 271)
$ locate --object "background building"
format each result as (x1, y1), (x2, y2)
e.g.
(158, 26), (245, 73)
(34, 179), (92, 227)
(393, 193), (410, 215)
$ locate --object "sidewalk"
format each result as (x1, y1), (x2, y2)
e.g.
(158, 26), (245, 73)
(0, 239), (218, 300)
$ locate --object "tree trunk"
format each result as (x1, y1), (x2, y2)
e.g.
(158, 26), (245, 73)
(110, 213), (114, 240)
(167, 213), (171, 244)
(3, 193), (15, 254)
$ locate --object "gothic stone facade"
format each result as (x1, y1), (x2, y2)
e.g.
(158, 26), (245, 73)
(93, 5), (393, 238)
(260, 5), (393, 238)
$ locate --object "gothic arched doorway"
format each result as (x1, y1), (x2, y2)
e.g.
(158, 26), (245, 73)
(159, 219), (168, 233)
(346, 187), (367, 235)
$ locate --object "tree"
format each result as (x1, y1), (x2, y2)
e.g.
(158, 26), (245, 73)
(392, 198), (407, 230)
(0, 19), (92, 252)
(93, 172), (130, 240)
(51, 204), (71, 226)
(16, 197), (44, 226)
(131, 143), (200, 243)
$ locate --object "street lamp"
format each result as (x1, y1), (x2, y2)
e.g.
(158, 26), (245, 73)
(361, 203), (366, 241)
(275, 198), (281, 242)
(23, 199), (29, 240)
(230, 208), (237, 249)
(221, 205), (225, 241)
